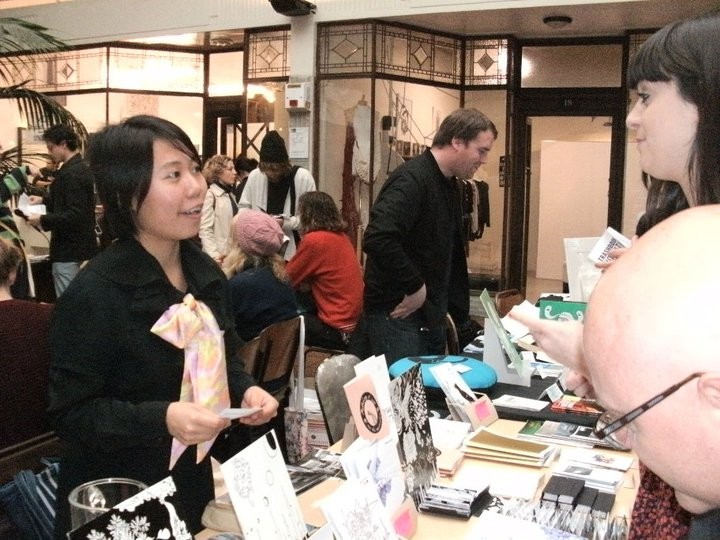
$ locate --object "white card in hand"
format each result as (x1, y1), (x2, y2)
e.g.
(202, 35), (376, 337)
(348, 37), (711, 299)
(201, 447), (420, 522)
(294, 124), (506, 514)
(219, 407), (261, 419)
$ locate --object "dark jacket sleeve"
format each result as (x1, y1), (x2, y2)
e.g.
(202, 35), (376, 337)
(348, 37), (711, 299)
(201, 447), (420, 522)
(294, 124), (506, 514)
(40, 160), (94, 233)
(362, 173), (425, 296)
(47, 278), (170, 451)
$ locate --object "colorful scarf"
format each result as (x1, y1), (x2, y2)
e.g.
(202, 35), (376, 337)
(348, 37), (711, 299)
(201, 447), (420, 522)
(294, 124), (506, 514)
(151, 293), (230, 469)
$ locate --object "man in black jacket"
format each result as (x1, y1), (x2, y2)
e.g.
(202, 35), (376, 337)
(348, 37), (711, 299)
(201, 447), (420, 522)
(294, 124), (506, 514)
(349, 108), (497, 363)
(28, 124), (97, 296)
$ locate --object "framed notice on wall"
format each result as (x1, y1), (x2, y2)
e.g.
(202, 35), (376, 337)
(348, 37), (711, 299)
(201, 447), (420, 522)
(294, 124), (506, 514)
(288, 127), (309, 159)
(498, 155), (508, 187)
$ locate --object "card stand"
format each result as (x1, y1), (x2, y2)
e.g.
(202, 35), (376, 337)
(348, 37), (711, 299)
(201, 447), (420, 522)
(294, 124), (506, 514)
(340, 419), (358, 452)
(483, 320), (531, 386)
(445, 394), (498, 430)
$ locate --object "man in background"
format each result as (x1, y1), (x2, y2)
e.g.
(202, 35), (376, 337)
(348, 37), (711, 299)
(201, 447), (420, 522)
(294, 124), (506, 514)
(28, 124), (97, 296)
(238, 131), (315, 260)
(348, 108), (497, 363)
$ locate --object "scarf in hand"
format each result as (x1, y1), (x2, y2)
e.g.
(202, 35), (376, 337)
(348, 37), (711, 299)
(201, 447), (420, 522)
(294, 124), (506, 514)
(151, 293), (230, 469)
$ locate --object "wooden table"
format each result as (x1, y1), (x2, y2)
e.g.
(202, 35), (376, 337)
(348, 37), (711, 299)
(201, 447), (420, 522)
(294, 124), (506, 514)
(196, 419), (639, 539)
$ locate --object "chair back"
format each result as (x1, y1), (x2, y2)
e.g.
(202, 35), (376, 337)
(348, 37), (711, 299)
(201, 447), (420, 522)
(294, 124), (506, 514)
(494, 288), (525, 318)
(314, 354), (361, 445)
(237, 316), (303, 403)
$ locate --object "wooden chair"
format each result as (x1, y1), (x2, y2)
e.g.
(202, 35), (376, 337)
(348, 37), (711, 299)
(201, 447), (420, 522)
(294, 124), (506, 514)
(0, 301), (63, 484)
(494, 288), (525, 318)
(237, 316), (304, 403)
(314, 354), (361, 445)
(304, 345), (344, 386)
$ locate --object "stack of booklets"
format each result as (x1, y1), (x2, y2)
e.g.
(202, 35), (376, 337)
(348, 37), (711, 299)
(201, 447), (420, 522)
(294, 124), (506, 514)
(552, 461), (624, 492)
(517, 419), (616, 449)
(436, 447), (465, 477)
(542, 474), (617, 513)
(286, 448), (345, 494)
(551, 447), (634, 493)
(462, 427), (558, 467)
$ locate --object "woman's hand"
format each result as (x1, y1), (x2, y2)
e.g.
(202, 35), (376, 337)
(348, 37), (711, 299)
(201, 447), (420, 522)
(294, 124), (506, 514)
(563, 369), (595, 398)
(166, 402), (230, 446)
(508, 307), (586, 375)
(595, 236), (637, 270)
(238, 386), (279, 426)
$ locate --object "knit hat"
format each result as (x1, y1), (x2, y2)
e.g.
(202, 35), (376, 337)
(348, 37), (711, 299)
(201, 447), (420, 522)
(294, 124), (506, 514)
(259, 131), (289, 164)
(233, 209), (286, 256)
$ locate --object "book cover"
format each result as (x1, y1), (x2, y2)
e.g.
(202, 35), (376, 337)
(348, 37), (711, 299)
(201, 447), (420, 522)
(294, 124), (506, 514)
(559, 448), (635, 472)
(550, 395), (604, 416)
(518, 420), (614, 449)
(343, 372), (392, 441)
(538, 300), (587, 322)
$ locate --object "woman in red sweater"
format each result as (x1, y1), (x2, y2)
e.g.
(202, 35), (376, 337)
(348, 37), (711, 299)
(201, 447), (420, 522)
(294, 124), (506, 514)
(287, 192), (363, 350)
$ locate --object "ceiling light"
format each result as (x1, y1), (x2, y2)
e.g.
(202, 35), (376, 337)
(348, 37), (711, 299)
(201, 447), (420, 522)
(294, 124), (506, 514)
(543, 15), (573, 29)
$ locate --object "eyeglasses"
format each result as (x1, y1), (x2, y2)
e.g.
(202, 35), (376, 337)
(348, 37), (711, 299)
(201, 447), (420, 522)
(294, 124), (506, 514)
(594, 371), (704, 449)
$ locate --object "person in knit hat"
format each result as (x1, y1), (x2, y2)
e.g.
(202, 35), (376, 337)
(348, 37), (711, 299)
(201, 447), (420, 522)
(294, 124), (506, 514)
(238, 130), (316, 260)
(223, 209), (298, 341)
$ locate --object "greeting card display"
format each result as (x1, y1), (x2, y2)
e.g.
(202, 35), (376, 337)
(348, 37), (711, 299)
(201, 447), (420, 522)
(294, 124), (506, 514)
(220, 430), (306, 540)
(343, 372), (392, 441)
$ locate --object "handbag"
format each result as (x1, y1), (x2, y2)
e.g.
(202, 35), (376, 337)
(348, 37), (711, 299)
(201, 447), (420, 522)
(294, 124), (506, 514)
(0, 459), (59, 540)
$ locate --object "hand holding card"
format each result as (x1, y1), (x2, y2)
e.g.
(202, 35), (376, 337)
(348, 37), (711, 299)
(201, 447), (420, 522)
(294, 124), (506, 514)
(219, 407), (262, 419)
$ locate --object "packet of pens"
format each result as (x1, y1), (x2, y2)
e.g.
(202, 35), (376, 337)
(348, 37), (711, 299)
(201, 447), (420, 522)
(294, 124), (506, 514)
(499, 496), (629, 539)
(417, 484), (492, 519)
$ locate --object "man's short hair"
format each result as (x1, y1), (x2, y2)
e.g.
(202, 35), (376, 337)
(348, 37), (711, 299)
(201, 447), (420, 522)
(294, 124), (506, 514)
(42, 124), (79, 151)
(432, 108), (498, 147)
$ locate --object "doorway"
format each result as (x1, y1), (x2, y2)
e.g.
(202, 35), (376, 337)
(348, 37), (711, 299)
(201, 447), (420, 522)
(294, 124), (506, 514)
(504, 87), (627, 294)
(525, 116), (613, 301)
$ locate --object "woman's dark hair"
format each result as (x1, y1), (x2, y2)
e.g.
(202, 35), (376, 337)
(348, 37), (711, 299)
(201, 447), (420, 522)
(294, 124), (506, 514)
(628, 11), (720, 217)
(635, 178), (689, 236)
(297, 191), (345, 234)
(87, 115), (200, 240)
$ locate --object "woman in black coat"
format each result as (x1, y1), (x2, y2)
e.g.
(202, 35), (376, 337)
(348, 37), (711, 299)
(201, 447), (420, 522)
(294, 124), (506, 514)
(48, 115), (279, 537)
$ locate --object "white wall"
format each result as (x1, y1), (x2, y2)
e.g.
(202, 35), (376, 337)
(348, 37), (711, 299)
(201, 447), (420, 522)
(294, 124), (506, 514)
(536, 140), (610, 281)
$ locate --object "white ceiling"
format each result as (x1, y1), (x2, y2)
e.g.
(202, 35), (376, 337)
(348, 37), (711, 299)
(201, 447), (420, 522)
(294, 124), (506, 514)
(1, 0), (716, 44)
(383, 0), (719, 38)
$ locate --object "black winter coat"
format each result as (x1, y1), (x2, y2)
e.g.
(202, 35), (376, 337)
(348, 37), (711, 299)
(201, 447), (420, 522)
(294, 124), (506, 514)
(48, 238), (254, 536)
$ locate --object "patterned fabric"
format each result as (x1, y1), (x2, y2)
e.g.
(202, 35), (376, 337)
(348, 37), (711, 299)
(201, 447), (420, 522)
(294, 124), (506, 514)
(628, 465), (691, 539)
(151, 293), (231, 469)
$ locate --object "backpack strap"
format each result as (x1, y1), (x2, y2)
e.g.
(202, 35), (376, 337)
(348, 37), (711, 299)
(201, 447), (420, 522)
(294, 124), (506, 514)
(288, 165), (300, 216)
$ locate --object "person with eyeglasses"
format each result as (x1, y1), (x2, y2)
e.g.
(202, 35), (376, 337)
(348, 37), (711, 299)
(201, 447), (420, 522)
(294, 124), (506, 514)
(584, 205), (720, 538)
(510, 10), (720, 538)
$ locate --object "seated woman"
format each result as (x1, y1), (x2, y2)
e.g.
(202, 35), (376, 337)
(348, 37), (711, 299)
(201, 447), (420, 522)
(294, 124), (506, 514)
(223, 209), (298, 342)
(286, 191), (363, 350)
(0, 238), (53, 449)
(199, 154), (238, 264)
